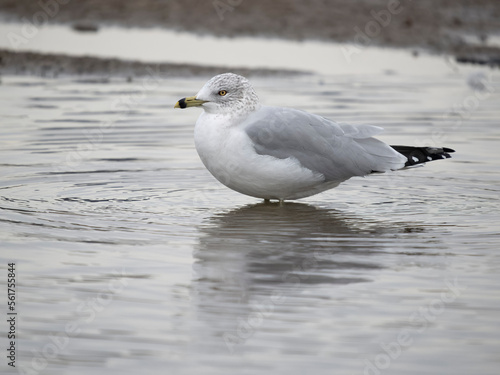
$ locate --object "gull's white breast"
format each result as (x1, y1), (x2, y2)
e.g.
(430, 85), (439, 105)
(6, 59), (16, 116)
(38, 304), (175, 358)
(194, 111), (329, 200)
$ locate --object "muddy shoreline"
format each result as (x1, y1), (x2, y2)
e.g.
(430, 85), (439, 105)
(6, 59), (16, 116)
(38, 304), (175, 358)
(1, 0), (499, 76)
(0, 49), (306, 79)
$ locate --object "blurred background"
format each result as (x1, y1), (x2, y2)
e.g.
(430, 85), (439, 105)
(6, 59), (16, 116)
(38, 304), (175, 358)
(1, 2), (500, 375)
(0, 0), (499, 76)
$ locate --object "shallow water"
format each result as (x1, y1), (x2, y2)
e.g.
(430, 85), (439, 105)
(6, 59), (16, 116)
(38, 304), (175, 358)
(1, 63), (500, 375)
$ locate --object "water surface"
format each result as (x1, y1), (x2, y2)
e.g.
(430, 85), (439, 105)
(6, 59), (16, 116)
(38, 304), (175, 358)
(1, 65), (500, 375)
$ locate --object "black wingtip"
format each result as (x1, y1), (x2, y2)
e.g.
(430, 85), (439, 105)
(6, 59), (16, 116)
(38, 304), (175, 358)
(391, 145), (455, 167)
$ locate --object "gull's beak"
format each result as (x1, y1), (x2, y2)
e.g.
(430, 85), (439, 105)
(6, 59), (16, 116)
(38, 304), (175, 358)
(174, 96), (207, 109)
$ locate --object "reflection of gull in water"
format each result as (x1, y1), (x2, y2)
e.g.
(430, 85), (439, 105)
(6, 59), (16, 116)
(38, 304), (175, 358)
(194, 203), (384, 291)
(190, 202), (421, 353)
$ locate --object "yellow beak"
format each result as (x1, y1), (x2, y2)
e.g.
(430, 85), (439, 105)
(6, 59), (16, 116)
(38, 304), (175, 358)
(174, 96), (207, 109)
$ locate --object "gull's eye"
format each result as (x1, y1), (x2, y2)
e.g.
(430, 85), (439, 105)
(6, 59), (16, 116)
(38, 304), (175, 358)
(218, 90), (227, 96)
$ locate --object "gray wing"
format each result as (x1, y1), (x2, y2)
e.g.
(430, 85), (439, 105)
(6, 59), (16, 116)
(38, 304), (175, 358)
(244, 106), (406, 182)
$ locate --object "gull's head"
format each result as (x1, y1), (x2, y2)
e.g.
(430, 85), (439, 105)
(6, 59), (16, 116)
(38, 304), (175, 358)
(174, 73), (259, 115)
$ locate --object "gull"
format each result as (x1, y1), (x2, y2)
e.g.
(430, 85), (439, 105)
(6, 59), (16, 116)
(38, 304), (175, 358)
(174, 73), (454, 202)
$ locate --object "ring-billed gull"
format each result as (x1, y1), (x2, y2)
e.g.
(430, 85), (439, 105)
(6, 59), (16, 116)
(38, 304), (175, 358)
(175, 73), (454, 201)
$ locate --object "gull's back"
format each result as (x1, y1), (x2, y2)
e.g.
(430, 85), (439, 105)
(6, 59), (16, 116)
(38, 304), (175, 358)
(243, 106), (407, 183)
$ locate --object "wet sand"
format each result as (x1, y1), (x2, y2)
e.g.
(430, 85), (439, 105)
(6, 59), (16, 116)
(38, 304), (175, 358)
(1, 0), (500, 76)
(0, 48), (306, 78)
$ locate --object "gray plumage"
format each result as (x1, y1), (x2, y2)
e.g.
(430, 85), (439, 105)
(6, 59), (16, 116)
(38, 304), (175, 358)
(244, 106), (406, 183)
